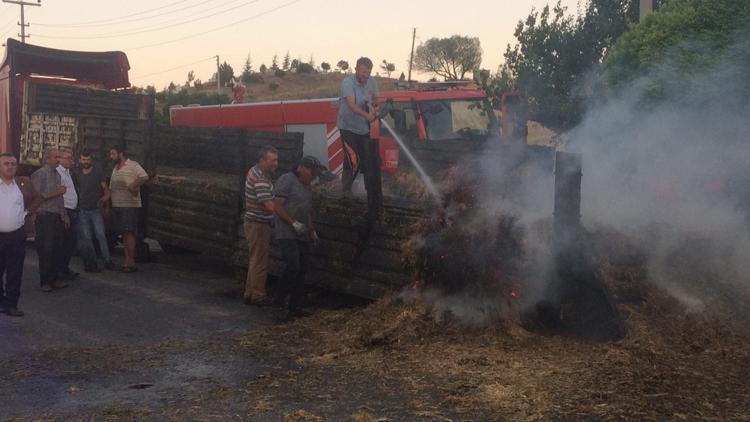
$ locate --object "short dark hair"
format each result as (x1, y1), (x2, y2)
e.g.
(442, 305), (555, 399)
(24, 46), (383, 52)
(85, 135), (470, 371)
(80, 149), (92, 157)
(258, 145), (278, 161)
(0, 152), (14, 159)
(356, 57), (373, 69)
(110, 145), (127, 156)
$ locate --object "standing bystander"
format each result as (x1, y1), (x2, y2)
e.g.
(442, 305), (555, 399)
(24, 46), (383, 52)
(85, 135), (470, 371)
(243, 146), (278, 306)
(101, 146), (148, 273)
(272, 156), (325, 318)
(75, 150), (114, 272)
(56, 149), (79, 279)
(0, 153), (40, 316)
(30, 148), (70, 292)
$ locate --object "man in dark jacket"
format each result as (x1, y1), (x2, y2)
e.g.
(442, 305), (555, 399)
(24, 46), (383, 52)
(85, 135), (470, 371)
(0, 153), (40, 316)
(272, 156), (326, 319)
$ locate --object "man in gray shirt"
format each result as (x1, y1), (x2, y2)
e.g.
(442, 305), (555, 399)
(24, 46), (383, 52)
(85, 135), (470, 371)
(30, 148), (70, 292)
(337, 57), (379, 195)
(272, 156), (326, 319)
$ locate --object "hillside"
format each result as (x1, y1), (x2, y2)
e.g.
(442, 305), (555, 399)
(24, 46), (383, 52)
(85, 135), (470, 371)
(191, 72), (399, 102)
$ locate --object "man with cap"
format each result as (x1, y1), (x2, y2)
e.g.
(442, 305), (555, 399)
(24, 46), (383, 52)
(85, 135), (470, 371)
(272, 155), (326, 318)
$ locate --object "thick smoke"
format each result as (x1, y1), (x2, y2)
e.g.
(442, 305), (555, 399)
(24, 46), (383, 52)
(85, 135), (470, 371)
(569, 26), (750, 311)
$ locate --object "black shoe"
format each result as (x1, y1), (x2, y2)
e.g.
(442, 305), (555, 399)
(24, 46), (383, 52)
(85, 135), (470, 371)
(59, 270), (79, 280)
(41, 284), (53, 292)
(3, 307), (24, 317)
(51, 281), (69, 289)
(289, 308), (311, 318)
(250, 297), (276, 307)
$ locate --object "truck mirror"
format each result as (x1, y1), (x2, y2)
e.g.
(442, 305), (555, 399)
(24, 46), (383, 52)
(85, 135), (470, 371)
(389, 109), (407, 133)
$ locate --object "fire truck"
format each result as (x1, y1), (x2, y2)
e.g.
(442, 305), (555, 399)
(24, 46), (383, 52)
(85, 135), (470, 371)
(169, 81), (526, 175)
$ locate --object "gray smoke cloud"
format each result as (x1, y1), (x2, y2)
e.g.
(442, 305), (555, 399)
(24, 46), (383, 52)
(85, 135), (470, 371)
(569, 25), (750, 312)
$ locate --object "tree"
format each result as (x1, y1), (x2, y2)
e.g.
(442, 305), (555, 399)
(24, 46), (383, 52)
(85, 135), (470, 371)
(308, 55), (315, 69)
(167, 81), (177, 93)
(501, 0), (641, 130)
(337, 60), (349, 73)
(194, 79), (202, 89)
(282, 51), (291, 71)
(413, 35), (482, 80)
(259, 64), (267, 73)
(290, 58), (300, 72)
(218, 61), (234, 87)
(380, 60), (395, 78)
(186, 70), (195, 87)
(603, 0), (750, 103)
(399, 72), (405, 81)
(297, 62), (314, 74)
(321, 62), (331, 73)
(241, 53), (254, 83)
(271, 55), (279, 72)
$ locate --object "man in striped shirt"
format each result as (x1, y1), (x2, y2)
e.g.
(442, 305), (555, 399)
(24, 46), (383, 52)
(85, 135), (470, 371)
(243, 146), (278, 305)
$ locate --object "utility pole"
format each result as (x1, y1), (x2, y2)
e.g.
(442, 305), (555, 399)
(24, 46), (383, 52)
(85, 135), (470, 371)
(407, 27), (416, 82)
(215, 55), (221, 94)
(2, 0), (41, 44)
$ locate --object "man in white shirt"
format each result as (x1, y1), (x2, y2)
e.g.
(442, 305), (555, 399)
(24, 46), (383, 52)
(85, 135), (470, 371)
(0, 153), (40, 316)
(56, 149), (79, 279)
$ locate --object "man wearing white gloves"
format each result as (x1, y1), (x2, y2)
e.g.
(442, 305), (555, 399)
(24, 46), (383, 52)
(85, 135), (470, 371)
(272, 156), (326, 318)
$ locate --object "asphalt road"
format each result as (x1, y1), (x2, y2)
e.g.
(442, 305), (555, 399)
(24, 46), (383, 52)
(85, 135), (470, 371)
(1, 246), (275, 419)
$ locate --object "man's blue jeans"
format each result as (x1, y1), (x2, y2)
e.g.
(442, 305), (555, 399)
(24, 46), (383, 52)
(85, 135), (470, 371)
(77, 209), (111, 269)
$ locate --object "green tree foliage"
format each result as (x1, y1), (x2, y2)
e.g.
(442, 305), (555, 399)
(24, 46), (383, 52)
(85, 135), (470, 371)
(186, 70), (195, 87)
(337, 60), (349, 73)
(500, 1), (640, 131)
(271, 55), (279, 72)
(282, 51), (291, 71)
(320, 62), (331, 72)
(296, 62), (315, 74)
(218, 61), (234, 86)
(259, 64), (267, 73)
(413, 35), (482, 80)
(603, 0), (750, 105)
(240, 54), (254, 83)
(380, 60), (395, 78)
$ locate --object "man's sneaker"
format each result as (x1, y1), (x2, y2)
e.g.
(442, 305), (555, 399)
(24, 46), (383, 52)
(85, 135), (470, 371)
(41, 285), (53, 293)
(51, 281), (69, 289)
(59, 270), (79, 280)
(103, 261), (117, 271)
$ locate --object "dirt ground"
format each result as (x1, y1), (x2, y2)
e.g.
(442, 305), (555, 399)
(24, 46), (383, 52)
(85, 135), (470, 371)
(2, 239), (750, 421)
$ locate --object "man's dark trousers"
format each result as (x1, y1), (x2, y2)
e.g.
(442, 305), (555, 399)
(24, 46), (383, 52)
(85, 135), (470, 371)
(341, 129), (383, 220)
(0, 228), (26, 309)
(274, 239), (311, 312)
(57, 208), (78, 274)
(35, 212), (63, 287)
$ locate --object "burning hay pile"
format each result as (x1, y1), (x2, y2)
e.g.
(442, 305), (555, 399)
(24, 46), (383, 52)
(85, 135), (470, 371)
(398, 163), (556, 326)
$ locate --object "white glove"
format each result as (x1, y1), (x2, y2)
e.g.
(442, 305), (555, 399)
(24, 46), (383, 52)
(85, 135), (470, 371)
(292, 221), (307, 235)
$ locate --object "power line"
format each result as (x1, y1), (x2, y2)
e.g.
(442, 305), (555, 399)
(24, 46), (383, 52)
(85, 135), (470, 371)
(32, 0), (225, 29)
(127, 0), (302, 51)
(131, 55), (217, 80)
(31, 0), (190, 27)
(33, 0), (260, 40)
